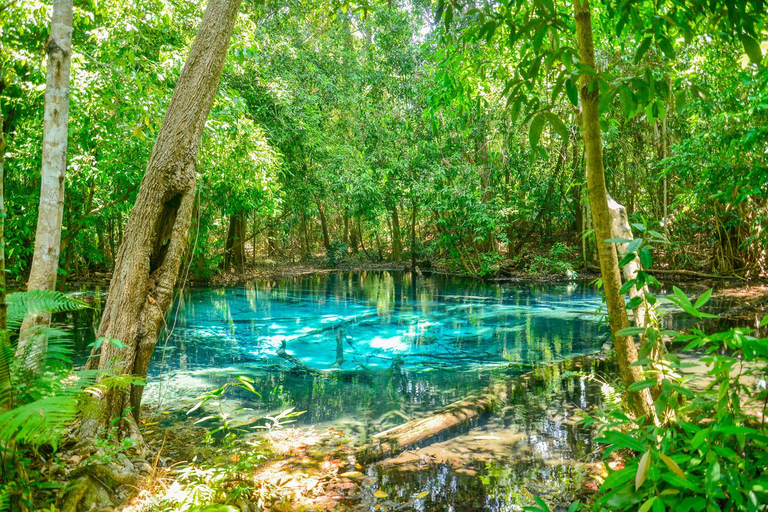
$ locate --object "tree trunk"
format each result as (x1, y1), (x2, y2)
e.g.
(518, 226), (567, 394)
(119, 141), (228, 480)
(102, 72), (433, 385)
(608, 197), (665, 386)
(301, 210), (311, 259)
(223, 212), (245, 272)
(84, 0), (242, 438)
(573, 0), (656, 422)
(232, 212), (246, 272)
(342, 210), (349, 245)
(16, 0), (73, 360)
(348, 215), (359, 254)
(0, 113), (11, 411)
(317, 199), (331, 251)
(391, 205), (402, 262)
(410, 199), (417, 271)
(358, 381), (505, 463)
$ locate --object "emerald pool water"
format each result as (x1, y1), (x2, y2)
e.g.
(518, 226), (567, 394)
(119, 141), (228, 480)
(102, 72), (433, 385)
(143, 272), (608, 422)
(68, 271), (712, 427)
(66, 271), (731, 511)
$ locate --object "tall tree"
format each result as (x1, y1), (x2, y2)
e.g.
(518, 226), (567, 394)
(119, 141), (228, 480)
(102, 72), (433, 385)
(85, 0), (242, 438)
(16, 0), (73, 359)
(0, 110), (9, 410)
(572, 0), (656, 421)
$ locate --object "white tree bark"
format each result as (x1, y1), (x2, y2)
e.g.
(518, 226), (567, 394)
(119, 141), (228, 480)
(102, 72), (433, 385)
(16, 0), (73, 360)
(608, 195), (665, 379)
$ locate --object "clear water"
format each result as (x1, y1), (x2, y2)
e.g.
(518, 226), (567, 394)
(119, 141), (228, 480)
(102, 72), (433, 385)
(64, 271), (740, 511)
(66, 271), (726, 427)
(140, 272), (608, 421)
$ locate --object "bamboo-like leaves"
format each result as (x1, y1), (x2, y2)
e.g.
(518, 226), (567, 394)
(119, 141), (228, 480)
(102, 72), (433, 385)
(636, 450), (651, 490)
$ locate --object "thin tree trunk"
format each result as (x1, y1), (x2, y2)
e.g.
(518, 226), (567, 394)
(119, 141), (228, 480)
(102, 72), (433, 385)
(317, 199), (331, 251)
(0, 112), (11, 411)
(17, 0), (73, 360)
(410, 199), (417, 271)
(232, 212), (246, 272)
(573, 0), (656, 422)
(84, 0), (242, 439)
(224, 215), (235, 270)
(391, 205), (402, 262)
(301, 210), (311, 259)
(342, 210), (349, 245)
(348, 215), (359, 254)
(608, 197), (665, 386)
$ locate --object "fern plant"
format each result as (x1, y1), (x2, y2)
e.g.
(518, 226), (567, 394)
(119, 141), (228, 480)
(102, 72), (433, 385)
(0, 290), (91, 511)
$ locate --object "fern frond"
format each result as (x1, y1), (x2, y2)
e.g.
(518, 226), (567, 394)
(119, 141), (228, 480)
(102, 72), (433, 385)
(0, 395), (79, 449)
(6, 290), (88, 329)
(0, 484), (9, 512)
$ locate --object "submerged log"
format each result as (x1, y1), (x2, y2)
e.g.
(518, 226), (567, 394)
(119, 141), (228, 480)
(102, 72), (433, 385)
(357, 381), (507, 463)
(277, 340), (317, 374)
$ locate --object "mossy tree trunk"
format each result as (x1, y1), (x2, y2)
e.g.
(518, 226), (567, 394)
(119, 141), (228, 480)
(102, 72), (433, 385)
(85, 0), (242, 438)
(573, 0), (656, 422)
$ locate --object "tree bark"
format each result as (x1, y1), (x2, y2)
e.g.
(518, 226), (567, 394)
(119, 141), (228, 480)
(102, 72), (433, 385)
(85, 0), (242, 437)
(608, 197), (665, 389)
(17, 0), (73, 360)
(573, 0), (656, 422)
(348, 215), (359, 254)
(358, 381), (505, 463)
(224, 211), (246, 272)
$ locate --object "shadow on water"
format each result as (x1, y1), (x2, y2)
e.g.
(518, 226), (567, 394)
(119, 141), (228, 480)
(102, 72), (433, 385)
(59, 272), (745, 511)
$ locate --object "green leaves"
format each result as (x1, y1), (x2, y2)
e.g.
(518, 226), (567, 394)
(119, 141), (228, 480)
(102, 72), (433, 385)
(740, 33), (763, 64)
(668, 287), (718, 319)
(627, 379), (657, 392)
(634, 37), (653, 64)
(529, 112), (568, 152)
(529, 114), (546, 150)
(636, 450), (651, 490)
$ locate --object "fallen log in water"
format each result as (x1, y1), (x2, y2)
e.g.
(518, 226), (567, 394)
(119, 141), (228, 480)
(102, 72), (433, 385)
(356, 381), (508, 463)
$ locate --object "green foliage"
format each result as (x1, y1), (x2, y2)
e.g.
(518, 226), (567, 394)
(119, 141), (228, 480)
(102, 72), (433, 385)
(187, 376), (262, 446)
(521, 243), (577, 278)
(588, 270), (768, 512)
(5, 290), (88, 329)
(326, 241), (349, 267)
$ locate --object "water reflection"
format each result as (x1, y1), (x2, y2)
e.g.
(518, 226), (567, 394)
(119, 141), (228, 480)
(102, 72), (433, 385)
(63, 272), (737, 427)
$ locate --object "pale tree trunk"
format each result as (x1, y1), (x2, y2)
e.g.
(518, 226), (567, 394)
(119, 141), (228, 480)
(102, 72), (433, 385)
(84, 0), (242, 439)
(16, 0), (73, 361)
(573, 0), (656, 422)
(608, 196), (666, 385)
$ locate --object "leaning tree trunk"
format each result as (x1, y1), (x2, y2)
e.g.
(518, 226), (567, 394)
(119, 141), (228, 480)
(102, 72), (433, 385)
(85, 0), (242, 438)
(16, 0), (73, 361)
(573, 0), (656, 422)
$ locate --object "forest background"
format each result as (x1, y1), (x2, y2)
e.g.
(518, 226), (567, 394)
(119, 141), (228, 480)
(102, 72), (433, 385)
(2, 0), (766, 285)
